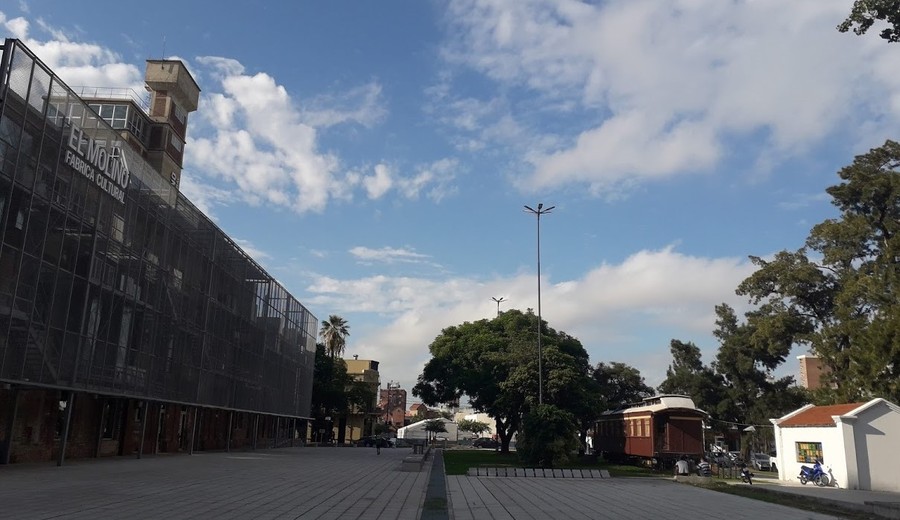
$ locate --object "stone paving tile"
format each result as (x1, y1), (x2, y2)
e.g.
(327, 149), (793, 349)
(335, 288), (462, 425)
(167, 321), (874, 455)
(3, 447), (887, 520)
(0, 447), (426, 520)
(446, 476), (844, 520)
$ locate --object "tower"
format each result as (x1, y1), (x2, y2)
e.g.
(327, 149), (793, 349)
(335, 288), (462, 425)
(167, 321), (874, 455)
(144, 60), (200, 189)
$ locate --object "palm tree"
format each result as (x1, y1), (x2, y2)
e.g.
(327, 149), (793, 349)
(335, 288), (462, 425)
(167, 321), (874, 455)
(320, 315), (350, 358)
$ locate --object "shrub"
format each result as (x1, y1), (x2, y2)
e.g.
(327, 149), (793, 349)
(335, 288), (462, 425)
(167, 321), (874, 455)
(516, 404), (579, 468)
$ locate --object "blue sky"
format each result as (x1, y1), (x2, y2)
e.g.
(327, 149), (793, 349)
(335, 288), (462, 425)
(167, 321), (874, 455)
(3, 1), (899, 402)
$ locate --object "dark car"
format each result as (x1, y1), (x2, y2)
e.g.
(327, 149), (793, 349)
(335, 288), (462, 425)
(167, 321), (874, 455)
(358, 436), (377, 447)
(473, 438), (499, 449)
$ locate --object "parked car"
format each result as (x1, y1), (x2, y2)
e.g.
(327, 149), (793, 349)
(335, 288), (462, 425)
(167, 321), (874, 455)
(358, 436), (392, 448)
(751, 452), (771, 471)
(473, 438), (499, 449)
(769, 452), (778, 472)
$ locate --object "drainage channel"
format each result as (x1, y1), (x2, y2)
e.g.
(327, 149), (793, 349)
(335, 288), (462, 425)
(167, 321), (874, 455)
(419, 448), (449, 520)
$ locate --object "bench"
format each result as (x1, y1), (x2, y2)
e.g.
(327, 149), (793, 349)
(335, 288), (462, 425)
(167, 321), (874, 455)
(400, 445), (432, 472)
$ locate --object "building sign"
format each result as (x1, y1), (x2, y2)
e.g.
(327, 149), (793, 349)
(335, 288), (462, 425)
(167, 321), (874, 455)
(65, 122), (130, 204)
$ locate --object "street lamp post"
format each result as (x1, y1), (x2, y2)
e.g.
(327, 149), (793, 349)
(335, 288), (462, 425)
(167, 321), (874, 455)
(491, 296), (507, 317)
(524, 203), (553, 405)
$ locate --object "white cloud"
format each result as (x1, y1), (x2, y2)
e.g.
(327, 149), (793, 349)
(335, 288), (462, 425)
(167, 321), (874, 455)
(303, 82), (387, 128)
(306, 245), (757, 393)
(363, 164), (394, 199)
(177, 171), (238, 219)
(3, 15), (29, 39)
(398, 158), (459, 202)
(349, 246), (432, 264)
(231, 238), (271, 265)
(439, 0), (900, 193)
(2, 14), (143, 90)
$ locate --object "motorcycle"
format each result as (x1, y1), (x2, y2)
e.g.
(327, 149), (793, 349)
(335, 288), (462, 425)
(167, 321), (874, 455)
(798, 460), (830, 487)
(740, 466), (754, 484)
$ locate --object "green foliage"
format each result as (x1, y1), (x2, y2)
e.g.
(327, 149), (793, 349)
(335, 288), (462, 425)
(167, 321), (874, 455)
(516, 404), (579, 468)
(347, 380), (376, 414)
(320, 315), (350, 358)
(657, 339), (725, 416)
(413, 309), (597, 452)
(457, 419), (491, 436)
(309, 343), (353, 440)
(737, 140), (900, 404)
(838, 0), (900, 43)
(424, 418), (448, 444)
(711, 304), (808, 430)
(423, 418), (448, 434)
(592, 361), (654, 410)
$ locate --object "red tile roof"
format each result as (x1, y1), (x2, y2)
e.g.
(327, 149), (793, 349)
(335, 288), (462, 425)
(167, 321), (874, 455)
(779, 403), (866, 427)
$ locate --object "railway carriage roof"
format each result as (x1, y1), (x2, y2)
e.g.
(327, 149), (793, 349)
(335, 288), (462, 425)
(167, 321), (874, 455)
(601, 394), (707, 416)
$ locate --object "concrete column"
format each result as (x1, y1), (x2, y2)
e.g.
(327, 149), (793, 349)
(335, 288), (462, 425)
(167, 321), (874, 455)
(155, 403), (165, 455)
(94, 398), (107, 458)
(770, 419), (783, 481)
(274, 417), (280, 448)
(2, 387), (20, 465)
(226, 411), (233, 453)
(189, 408), (198, 455)
(56, 392), (76, 467)
(252, 414), (259, 450)
(137, 401), (149, 459)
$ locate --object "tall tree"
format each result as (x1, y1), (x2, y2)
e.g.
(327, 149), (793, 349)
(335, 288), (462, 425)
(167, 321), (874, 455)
(657, 339), (724, 416)
(838, 0), (900, 43)
(413, 309), (596, 452)
(737, 141), (900, 404)
(423, 419), (448, 444)
(711, 304), (807, 453)
(457, 419), (491, 438)
(592, 362), (653, 411)
(309, 343), (353, 442)
(319, 314), (350, 358)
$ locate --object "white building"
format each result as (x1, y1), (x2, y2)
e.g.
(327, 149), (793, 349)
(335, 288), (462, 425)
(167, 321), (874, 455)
(396, 418), (458, 441)
(453, 409), (496, 438)
(771, 398), (900, 492)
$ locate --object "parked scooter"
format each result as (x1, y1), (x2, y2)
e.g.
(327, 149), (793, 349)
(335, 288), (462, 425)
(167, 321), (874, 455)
(798, 460), (830, 487)
(740, 464), (754, 484)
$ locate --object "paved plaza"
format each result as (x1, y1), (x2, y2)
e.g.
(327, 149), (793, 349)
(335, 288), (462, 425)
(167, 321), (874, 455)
(0, 446), (893, 519)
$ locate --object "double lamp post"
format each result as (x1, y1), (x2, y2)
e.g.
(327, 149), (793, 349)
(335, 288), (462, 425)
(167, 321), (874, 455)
(524, 203), (553, 406)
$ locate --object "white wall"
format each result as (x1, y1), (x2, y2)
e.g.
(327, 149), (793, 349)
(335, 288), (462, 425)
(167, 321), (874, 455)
(774, 399), (900, 492)
(397, 418), (459, 440)
(453, 411), (496, 438)
(852, 401), (900, 492)
(776, 425), (846, 488)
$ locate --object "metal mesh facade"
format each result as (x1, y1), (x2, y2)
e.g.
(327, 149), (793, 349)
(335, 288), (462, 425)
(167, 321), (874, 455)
(0, 39), (316, 418)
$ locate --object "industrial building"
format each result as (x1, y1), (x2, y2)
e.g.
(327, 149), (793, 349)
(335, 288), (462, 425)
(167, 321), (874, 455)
(0, 39), (316, 465)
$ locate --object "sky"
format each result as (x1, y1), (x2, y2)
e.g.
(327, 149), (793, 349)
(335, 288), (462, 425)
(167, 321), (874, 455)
(3, 1), (899, 405)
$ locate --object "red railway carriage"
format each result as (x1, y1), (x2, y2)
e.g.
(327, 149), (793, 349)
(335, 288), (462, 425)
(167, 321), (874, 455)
(594, 395), (707, 464)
